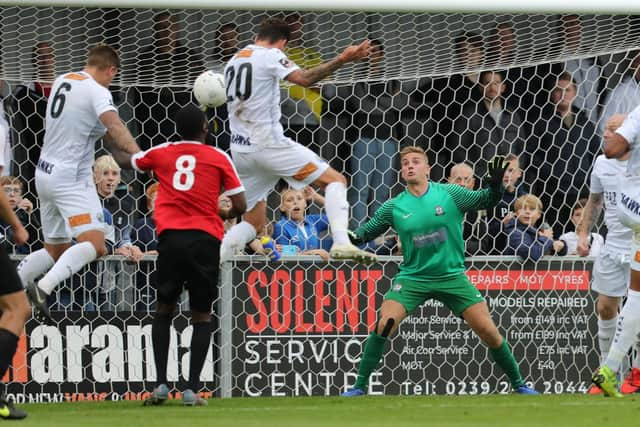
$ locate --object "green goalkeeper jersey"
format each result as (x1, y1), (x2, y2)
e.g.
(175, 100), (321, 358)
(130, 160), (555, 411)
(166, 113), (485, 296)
(355, 182), (502, 282)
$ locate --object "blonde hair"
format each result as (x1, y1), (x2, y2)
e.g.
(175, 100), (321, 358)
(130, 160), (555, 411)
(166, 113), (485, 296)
(399, 145), (429, 162)
(514, 194), (543, 211)
(0, 176), (24, 191)
(94, 155), (121, 174)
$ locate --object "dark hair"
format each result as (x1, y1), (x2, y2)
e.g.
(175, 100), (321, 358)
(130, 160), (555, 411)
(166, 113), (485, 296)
(216, 23), (237, 40)
(32, 41), (53, 66)
(256, 17), (291, 43)
(479, 69), (505, 84)
(87, 44), (120, 69)
(453, 31), (483, 57)
(176, 104), (207, 141)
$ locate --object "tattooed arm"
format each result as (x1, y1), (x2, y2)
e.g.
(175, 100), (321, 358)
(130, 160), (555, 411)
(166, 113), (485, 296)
(575, 193), (604, 256)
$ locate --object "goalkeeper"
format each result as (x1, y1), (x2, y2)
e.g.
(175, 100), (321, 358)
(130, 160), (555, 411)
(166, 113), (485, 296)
(342, 146), (537, 396)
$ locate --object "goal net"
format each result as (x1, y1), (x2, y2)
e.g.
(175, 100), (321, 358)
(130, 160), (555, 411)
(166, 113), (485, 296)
(0, 4), (638, 399)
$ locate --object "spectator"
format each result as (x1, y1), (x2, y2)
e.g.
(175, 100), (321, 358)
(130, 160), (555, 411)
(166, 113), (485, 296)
(8, 41), (56, 197)
(130, 182), (159, 254)
(527, 72), (600, 236)
(93, 155), (141, 260)
(485, 153), (527, 253)
(208, 23), (239, 71)
(447, 163), (489, 255)
(130, 182), (159, 311)
(559, 198), (604, 256)
(504, 194), (567, 261)
(346, 39), (406, 228)
(450, 70), (527, 179)
(128, 11), (204, 151)
(411, 32), (485, 180)
(0, 176), (41, 254)
(600, 50), (640, 133)
(273, 187), (330, 260)
(558, 14), (604, 124)
(281, 13), (323, 153)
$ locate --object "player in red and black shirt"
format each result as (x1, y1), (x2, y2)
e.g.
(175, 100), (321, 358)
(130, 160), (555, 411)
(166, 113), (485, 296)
(132, 104), (246, 406)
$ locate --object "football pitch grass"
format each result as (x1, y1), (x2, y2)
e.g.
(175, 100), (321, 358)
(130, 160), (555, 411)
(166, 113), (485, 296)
(13, 394), (640, 427)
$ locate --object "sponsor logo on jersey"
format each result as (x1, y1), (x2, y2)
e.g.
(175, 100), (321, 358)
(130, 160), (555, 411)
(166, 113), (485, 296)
(402, 213), (413, 219)
(413, 227), (447, 248)
(435, 205), (445, 216)
(621, 193), (640, 216)
(279, 58), (293, 68)
(392, 283), (403, 292)
(231, 134), (251, 146)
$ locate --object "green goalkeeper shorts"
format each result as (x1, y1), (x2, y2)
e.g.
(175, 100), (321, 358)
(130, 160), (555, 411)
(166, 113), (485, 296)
(384, 274), (484, 317)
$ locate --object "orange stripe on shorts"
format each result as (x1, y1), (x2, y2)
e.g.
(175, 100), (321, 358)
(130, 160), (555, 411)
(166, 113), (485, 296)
(292, 162), (319, 181)
(68, 213), (92, 227)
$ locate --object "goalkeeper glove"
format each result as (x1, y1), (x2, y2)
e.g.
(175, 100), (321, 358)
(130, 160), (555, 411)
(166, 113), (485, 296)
(485, 155), (507, 191)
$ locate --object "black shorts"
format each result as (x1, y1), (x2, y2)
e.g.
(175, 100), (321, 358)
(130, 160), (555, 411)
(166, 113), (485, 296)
(0, 246), (23, 297)
(156, 230), (221, 313)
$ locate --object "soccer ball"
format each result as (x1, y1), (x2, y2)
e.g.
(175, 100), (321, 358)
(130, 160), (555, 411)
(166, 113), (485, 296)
(193, 70), (227, 108)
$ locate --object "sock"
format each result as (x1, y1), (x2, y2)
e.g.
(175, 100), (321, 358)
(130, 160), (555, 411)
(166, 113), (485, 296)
(324, 182), (350, 245)
(0, 328), (19, 395)
(16, 248), (55, 287)
(598, 316), (617, 364)
(38, 242), (97, 295)
(220, 221), (256, 262)
(606, 289), (640, 373)
(489, 339), (524, 388)
(353, 332), (387, 390)
(152, 313), (172, 386)
(188, 322), (211, 392)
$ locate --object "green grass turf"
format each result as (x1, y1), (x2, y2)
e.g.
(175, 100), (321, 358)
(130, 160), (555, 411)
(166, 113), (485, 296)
(11, 394), (640, 427)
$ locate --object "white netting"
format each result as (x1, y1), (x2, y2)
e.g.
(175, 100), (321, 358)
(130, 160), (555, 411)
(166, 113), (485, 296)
(0, 7), (638, 399)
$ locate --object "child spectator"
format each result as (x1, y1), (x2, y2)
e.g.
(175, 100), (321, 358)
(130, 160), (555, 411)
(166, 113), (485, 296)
(504, 194), (567, 261)
(0, 176), (42, 253)
(129, 182), (159, 311)
(559, 198), (604, 256)
(130, 182), (159, 254)
(273, 187), (330, 260)
(93, 155), (142, 261)
(486, 154), (527, 253)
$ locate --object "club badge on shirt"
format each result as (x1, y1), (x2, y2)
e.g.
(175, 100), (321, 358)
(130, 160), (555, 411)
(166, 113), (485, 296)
(435, 206), (445, 216)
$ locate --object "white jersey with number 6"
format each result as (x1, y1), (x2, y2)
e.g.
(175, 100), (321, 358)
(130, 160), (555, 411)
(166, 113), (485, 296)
(225, 44), (300, 153)
(40, 71), (116, 179)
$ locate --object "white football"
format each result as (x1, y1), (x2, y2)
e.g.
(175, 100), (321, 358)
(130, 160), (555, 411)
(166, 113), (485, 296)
(193, 70), (227, 108)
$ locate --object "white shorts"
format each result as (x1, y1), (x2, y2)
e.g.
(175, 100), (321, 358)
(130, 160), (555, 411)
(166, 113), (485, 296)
(617, 175), (640, 271)
(35, 169), (105, 244)
(591, 250), (630, 297)
(231, 141), (329, 210)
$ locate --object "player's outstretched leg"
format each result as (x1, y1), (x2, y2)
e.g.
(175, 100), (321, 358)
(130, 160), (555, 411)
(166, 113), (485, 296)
(342, 302), (404, 397)
(322, 180), (376, 265)
(462, 302), (538, 395)
(592, 288), (640, 397)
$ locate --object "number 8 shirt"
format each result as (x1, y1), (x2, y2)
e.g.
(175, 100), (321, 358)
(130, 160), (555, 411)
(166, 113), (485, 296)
(131, 141), (244, 240)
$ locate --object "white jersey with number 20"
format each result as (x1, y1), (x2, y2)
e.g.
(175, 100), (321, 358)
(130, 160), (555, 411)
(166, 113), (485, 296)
(225, 44), (300, 153)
